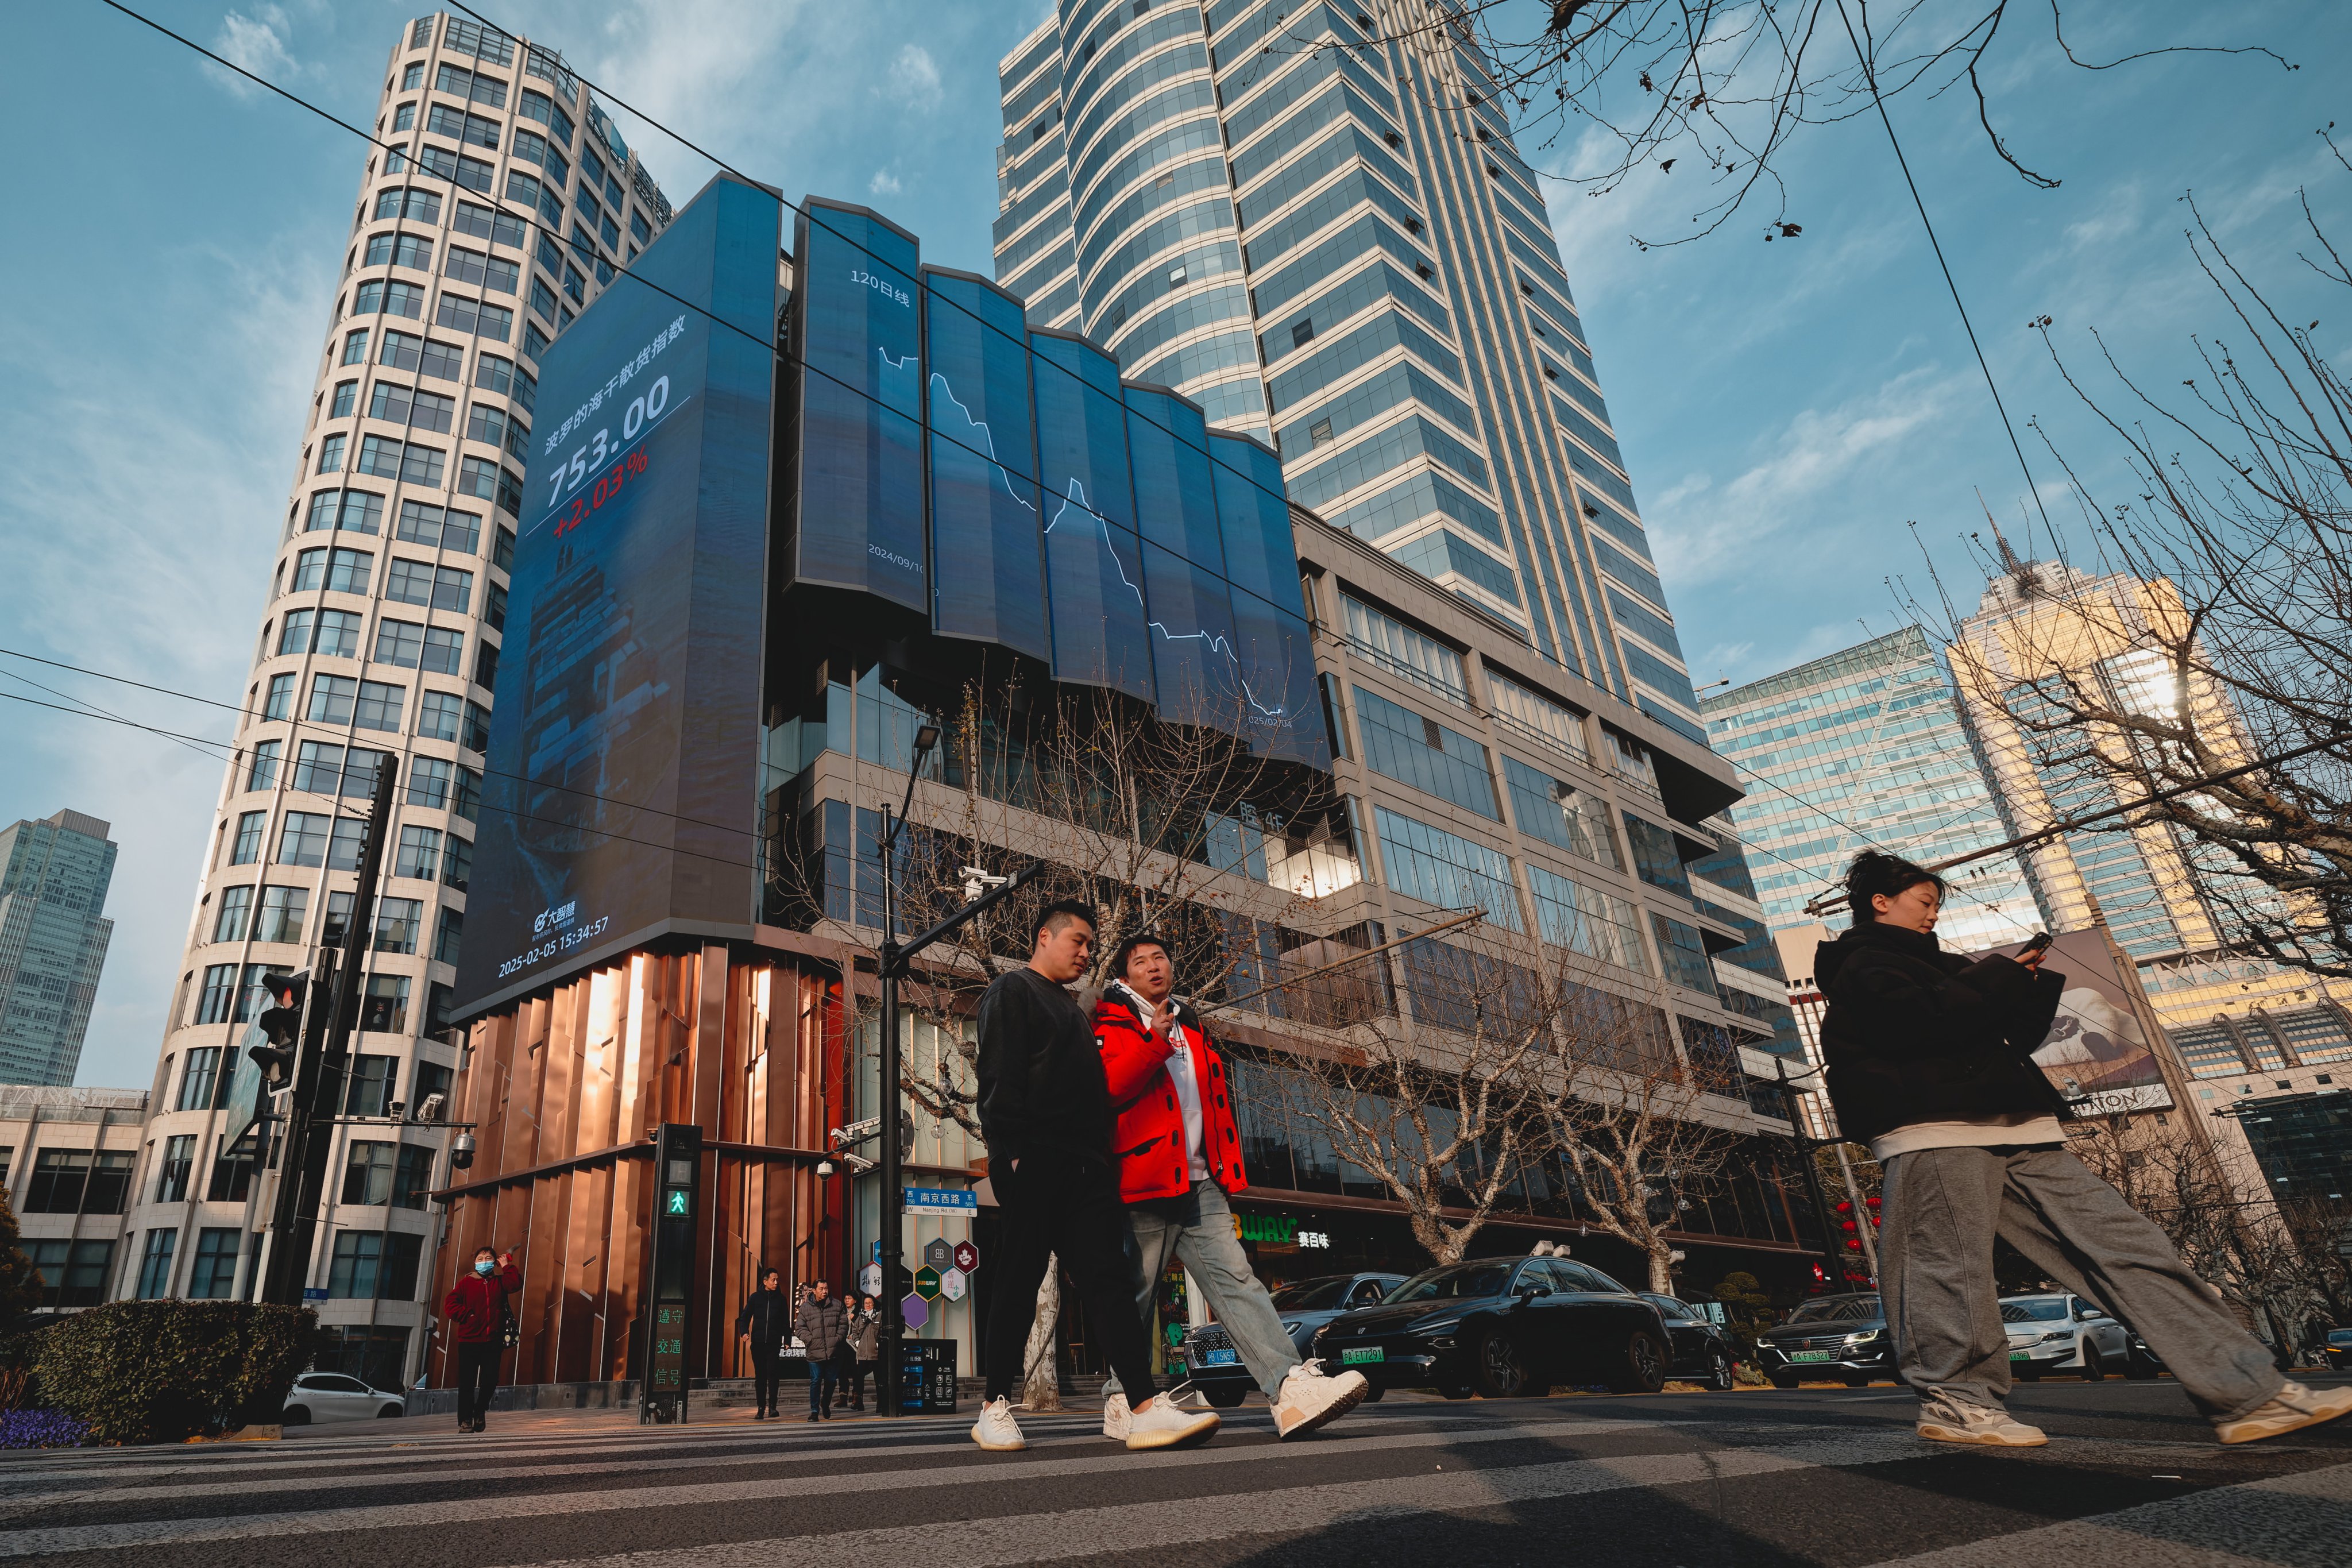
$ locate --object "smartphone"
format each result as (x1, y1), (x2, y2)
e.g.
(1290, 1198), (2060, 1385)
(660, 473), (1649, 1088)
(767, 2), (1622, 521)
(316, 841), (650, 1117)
(2018, 932), (2053, 957)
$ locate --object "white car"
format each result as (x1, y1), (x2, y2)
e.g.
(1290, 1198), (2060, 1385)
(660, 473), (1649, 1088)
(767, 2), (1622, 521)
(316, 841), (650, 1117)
(283, 1371), (407, 1424)
(2001, 1293), (2134, 1380)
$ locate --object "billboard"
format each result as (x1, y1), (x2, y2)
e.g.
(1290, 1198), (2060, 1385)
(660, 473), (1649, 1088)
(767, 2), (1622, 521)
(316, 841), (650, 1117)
(1974, 929), (2174, 1113)
(455, 175), (779, 1017)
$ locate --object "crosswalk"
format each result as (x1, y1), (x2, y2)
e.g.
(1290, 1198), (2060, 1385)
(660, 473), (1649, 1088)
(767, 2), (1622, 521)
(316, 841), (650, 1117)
(0, 1399), (2342, 1566)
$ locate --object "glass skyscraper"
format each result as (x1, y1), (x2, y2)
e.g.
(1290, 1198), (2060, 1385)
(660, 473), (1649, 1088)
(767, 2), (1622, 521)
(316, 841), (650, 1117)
(992, 0), (1709, 749)
(0, 809), (118, 1087)
(1702, 627), (2047, 953)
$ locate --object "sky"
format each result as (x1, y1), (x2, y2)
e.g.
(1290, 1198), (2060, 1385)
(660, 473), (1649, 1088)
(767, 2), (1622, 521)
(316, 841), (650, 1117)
(2, 0), (2346, 1087)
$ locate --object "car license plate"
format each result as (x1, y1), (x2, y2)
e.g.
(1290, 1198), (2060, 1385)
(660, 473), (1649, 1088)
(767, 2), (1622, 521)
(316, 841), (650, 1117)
(1202, 1349), (1238, 1366)
(2009, 1351), (2029, 1361)
(1786, 1350), (1836, 1364)
(1340, 1346), (1385, 1365)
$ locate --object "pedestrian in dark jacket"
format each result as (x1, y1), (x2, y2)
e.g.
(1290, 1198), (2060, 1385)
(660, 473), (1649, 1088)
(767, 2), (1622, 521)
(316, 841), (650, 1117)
(1820, 850), (2349, 1449)
(735, 1267), (789, 1420)
(442, 1245), (520, 1432)
(793, 1280), (847, 1422)
(841, 1296), (881, 1411)
(968, 899), (1218, 1454)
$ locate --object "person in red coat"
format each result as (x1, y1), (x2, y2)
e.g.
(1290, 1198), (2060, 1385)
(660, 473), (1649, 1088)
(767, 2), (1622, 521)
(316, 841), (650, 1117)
(442, 1245), (520, 1432)
(1094, 933), (1368, 1441)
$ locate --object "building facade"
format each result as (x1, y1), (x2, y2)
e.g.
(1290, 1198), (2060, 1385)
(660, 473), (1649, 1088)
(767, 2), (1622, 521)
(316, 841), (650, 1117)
(1702, 627), (2047, 953)
(123, 11), (670, 1387)
(0, 810), (118, 1087)
(1, 1087), (145, 1311)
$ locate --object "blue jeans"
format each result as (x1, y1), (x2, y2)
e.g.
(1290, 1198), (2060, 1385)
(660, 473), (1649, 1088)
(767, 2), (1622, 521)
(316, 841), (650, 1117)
(1106, 1178), (1301, 1400)
(806, 1359), (838, 1415)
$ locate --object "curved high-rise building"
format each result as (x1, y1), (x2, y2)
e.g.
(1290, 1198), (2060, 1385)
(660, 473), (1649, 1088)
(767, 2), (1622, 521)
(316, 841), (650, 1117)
(120, 11), (668, 1387)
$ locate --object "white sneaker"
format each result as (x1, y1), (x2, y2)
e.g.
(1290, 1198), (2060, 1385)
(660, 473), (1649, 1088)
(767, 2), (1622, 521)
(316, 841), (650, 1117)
(1272, 1360), (1370, 1440)
(1123, 1393), (1220, 1451)
(2214, 1381), (2352, 1445)
(1916, 1393), (2046, 1448)
(970, 1396), (1026, 1451)
(1101, 1391), (1131, 1441)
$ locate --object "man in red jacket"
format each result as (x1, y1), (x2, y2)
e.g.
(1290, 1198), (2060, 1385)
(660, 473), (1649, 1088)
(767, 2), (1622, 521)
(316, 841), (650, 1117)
(1094, 933), (1368, 1440)
(442, 1245), (521, 1433)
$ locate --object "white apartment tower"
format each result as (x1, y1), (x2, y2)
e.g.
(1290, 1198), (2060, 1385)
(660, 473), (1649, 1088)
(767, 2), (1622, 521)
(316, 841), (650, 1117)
(123, 13), (668, 1387)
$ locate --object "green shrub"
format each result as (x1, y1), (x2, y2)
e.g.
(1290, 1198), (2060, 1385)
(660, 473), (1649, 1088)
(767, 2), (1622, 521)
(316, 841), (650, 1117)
(34, 1301), (317, 1445)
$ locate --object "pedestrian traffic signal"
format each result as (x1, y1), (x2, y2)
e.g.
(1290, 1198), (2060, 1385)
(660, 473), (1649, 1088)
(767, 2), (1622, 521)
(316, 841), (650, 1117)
(249, 972), (307, 1083)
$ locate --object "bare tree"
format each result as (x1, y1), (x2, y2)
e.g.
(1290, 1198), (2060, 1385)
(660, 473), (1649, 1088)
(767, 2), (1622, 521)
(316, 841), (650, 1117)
(1922, 177), (2352, 981)
(1239, 1), (2288, 246)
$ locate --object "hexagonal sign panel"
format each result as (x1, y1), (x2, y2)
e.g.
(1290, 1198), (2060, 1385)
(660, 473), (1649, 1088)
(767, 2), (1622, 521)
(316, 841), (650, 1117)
(922, 1237), (955, 1271)
(900, 1291), (928, 1331)
(939, 1266), (968, 1302)
(914, 1265), (942, 1300)
(858, 1262), (883, 1298)
(952, 1239), (980, 1273)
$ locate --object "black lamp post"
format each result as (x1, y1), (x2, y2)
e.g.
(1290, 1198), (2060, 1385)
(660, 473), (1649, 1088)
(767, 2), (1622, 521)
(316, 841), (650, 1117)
(875, 721), (939, 1418)
(1773, 1056), (1849, 1292)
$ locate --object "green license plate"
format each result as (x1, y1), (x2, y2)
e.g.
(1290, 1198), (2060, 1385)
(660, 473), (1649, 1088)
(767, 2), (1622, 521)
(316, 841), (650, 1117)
(1340, 1346), (1385, 1365)
(1786, 1350), (1836, 1364)
(2009, 1351), (2030, 1361)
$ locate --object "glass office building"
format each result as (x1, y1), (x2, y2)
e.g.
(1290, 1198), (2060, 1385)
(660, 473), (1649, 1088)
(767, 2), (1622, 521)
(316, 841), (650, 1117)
(1702, 627), (2048, 952)
(0, 810), (118, 1087)
(992, 0), (1712, 751)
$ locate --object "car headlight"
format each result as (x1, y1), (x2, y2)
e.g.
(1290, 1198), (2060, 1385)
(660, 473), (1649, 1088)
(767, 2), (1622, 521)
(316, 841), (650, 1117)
(1418, 1318), (1461, 1336)
(1844, 1329), (1882, 1344)
(1281, 1320), (1303, 1336)
(2042, 1330), (2073, 1343)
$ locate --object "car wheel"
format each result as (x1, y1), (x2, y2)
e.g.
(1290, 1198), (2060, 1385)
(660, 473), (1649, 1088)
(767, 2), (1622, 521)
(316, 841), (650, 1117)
(2079, 1345), (2104, 1382)
(1768, 1371), (1799, 1389)
(2125, 1344), (2160, 1380)
(1203, 1385), (1248, 1409)
(1706, 1350), (1735, 1392)
(1438, 1380), (1474, 1400)
(377, 1404), (403, 1418)
(282, 1404), (311, 1426)
(1473, 1328), (1533, 1398)
(1609, 1329), (1668, 1395)
(1360, 1382), (1386, 1403)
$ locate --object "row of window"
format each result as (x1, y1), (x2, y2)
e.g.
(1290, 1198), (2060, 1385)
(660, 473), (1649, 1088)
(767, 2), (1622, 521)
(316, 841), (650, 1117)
(337, 328), (540, 416)
(278, 544), (502, 624)
(192, 946), (457, 1037)
(225, 798), (474, 886)
(314, 427), (526, 516)
(130, 1225), (425, 1303)
(347, 277), (517, 345)
(208, 880), (466, 963)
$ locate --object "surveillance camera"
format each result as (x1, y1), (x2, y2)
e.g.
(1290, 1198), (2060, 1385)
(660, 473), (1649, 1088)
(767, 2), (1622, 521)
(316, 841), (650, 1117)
(816, 1159), (835, 1177)
(387, 1099), (405, 1122)
(451, 1131), (477, 1171)
(418, 1092), (446, 1122)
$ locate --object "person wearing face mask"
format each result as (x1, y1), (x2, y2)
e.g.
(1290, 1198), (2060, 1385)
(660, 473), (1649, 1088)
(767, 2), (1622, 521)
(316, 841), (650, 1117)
(1819, 849), (2351, 1449)
(441, 1245), (521, 1433)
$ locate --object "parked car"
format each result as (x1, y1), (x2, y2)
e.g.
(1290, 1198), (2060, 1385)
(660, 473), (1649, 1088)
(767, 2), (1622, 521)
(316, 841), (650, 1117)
(2001, 1292), (2133, 1381)
(1757, 1293), (1894, 1388)
(1639, 1292), (1737, 1389)
(1173, 1272), (1406, 1408)
(2328, 1328), (2351, 1370)
(283, 1371), (406, 1424)
(1311, 1254), (1669, 1399)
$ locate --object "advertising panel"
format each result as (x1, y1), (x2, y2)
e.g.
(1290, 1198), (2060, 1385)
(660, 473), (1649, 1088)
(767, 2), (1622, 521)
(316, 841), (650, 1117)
(1033, 332), (1156, 702)
(455, 175), (778, 1017)
(922, 268), (1048, 659)
(1973, 929), (2175, 1113)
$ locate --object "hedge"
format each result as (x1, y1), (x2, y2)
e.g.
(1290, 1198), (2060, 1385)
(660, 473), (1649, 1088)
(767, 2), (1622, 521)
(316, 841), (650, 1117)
(33, 1301), (317, 1445)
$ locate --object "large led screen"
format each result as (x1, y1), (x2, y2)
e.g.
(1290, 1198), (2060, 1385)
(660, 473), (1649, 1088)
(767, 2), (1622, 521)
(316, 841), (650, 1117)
(455, 174), (779, 1017)
(923, 268), (1048, 659)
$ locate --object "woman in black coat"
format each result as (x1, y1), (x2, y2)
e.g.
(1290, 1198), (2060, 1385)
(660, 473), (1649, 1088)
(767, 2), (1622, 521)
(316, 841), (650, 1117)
(1817, 851), (2342, 1450)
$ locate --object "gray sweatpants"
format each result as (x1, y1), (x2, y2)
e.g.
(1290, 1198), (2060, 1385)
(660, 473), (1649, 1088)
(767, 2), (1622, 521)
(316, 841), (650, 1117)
(1879, 1145), (2280, 1422)
(1103, 1177), (1301, 1400)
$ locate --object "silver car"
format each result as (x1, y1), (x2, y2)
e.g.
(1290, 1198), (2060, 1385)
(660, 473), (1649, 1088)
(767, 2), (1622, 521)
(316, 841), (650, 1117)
(283, 1370), (407, 1424)
(2000, 1293), (2133, 1380)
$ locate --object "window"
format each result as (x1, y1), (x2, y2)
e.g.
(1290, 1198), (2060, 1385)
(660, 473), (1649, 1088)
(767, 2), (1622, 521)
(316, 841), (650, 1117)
(451, 198), (527, 250)
(177, 1045), (231, 1110)
(528, 277), (559, 323)
(136, 1230), (179, 1300)
(1653, 914), (1715, 994)
(355, 432), (400, 477)
(291, 739), (343, 793)
(407, 390), (457, 433)
(418, 690), (464, 741)
(563, 265), (585, 304)
(426, 103), (501, 149)
(410, 756), (451, 807)
(329, 816), (368, 870)
(25, 1150), (133, 1215)
(188, 1229), (240, 1300)
(254, 885), (308, 944)
(1503, 758), (1619, 868)
(350, 679), (402, 732)
(484, 582), (507, 631)
(245, 739), (281, 791)
(1342, 594), (1470, 705)
(26, 1239), (115, 1309)
(292, 545), (372, 594)
(342, 1141), (397, 1204)
(432, 565), (476, 612)
(391, 101), (415, 132)
(374, 187), (439, 223)
(306, 673), (355, 725)
(1352, 686), (1499, 818)
(314, 609), (361, 657)
(155, 1137), (198, 1204)
(523, 320), (551, 361)
(212, 885), (253, 944)
(472, 640), (499, 692)
(364, 232), (434, 271)
(346, 1053), (400, 1113)
(435, 906), (465, 964)
(342, 329), (370, 364)
(396, 824), (442, 879)
(1624, 814), (1689, 895)
(466, 402), (509, 448)
(393, 1144), (435, 1210)
(276, 811), (330, 867)
(437, 292), (512, 341)
(327, 1231), (423, 1301)
(395, 499), (482, 554)
(442, 833), (474, 891)
(1374, 807), (1523, 930)
(1487, 672), (1589, 763)
(418, 338), (466, 382)
(194, 963), (239, 1025)
(1527, 865), (1648, 972)
(316, 434), (345, 473)
(388, 558), (442, 607)
(461, 700), (491, 752)
(230, 809), (267, 864)
(630, 210), (651, 245)
(321, 890), (355, 949)
(262, 675), (296, 723)
(378, 329), (422, 370)
(374, 618), (424, 667)
(493, 524), (516, 570)
(330, 379), (358, 418)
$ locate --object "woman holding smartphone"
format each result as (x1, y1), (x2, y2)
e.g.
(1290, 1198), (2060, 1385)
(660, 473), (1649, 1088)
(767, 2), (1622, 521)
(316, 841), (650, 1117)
(1816, 851), (2349, 1448)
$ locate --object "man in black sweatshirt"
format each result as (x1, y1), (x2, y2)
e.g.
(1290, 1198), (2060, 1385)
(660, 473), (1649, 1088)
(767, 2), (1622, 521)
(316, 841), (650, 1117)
(970, 899), (1219, 1454)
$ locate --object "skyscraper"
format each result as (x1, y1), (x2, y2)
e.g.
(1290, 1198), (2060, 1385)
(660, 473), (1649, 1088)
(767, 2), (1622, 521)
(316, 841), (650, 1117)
(1702, 626), (2048, 953)
(0, 810), (118, 1087)
(992, 0), (1710, 751)
(125, 13), (668, 1380)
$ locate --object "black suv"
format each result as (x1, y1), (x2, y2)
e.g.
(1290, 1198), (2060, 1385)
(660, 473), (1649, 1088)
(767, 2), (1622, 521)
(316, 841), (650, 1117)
(1640, 1292), (1738, 1389)
(1758, 1292), (1894, 1387)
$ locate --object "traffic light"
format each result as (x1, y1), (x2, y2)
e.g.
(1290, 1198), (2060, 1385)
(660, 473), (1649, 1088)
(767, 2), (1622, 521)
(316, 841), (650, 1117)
(249, 972), (307, 1083)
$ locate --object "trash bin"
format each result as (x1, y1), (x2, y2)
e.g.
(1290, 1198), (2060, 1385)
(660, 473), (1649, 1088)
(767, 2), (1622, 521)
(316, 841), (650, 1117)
(898, 1339), (958, 1413)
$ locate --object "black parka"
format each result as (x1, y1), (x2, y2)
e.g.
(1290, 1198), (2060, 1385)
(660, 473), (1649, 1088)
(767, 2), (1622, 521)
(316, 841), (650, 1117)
(1815, 921), (2068, 1145)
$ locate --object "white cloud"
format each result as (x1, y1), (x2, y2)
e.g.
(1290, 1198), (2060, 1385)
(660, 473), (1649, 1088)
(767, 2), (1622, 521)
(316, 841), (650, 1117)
(870, 168), (903, 196)
(205, 5), (299, 99)
(886, 44), (943, 113)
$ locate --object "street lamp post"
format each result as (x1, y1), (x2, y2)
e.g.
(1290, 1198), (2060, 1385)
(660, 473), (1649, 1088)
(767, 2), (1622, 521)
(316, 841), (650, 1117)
(875, 721), (939, 1420)
(1773, 1057), (1851, 1291)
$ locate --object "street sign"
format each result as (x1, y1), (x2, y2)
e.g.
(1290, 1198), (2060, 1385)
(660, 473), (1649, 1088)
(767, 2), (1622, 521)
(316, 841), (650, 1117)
(302, 1287), (329, 1301)
(858, 1262), (883, 1297)
(922, 1237), (954, 1270)
(952, 1239), (979, 1273)
(915, 1266), (941, 1300)
(939, 1266), (967, 1302)
(903, 1187), (977, 1216)
(665, 1188), (689, 1216)
(901, 1291), (929, 1331)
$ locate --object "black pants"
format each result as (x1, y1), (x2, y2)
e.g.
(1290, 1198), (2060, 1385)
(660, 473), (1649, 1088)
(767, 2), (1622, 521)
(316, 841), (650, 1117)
(844, 1359), (875, 1406)
(982, 1152), (1157, 1404)
(750, 1349), (782, 1413)
(456, 1341), (503, 1426)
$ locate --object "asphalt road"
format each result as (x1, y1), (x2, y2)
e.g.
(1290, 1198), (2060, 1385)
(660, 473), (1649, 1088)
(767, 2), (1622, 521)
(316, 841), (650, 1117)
(0, 1377), (2344, 1567)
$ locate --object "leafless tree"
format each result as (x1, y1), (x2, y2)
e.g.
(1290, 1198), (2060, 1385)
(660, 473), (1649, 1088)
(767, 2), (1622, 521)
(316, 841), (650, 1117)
(1241, 1), (2288, 247)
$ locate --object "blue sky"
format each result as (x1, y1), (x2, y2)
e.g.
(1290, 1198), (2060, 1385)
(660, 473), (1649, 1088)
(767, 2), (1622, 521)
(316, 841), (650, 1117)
(3, 1), (2346, 1086)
